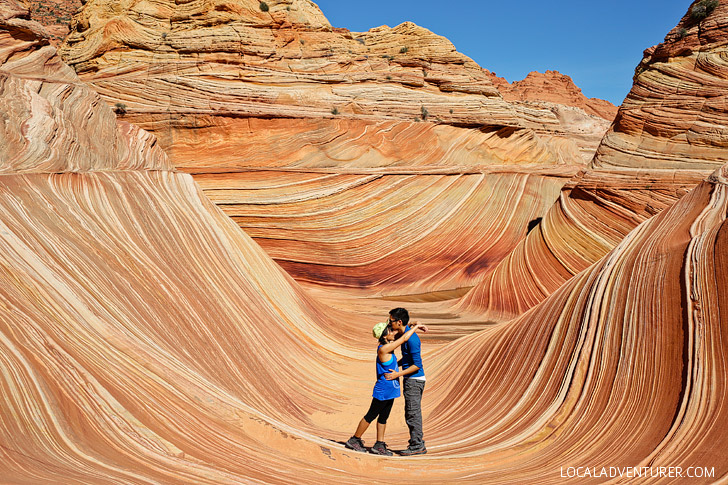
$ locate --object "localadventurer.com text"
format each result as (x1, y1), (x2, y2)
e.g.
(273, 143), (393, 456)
(561, 466), (715, 479)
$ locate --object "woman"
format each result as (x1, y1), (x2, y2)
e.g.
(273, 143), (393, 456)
(344, 320), (427, 455)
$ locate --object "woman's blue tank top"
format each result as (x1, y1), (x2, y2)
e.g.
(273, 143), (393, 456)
(372, 346), (401, 400)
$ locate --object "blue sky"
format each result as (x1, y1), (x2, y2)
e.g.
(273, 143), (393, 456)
(313, 1), (692, 106)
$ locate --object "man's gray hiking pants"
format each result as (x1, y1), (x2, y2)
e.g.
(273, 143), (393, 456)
(403, 378), (426, 449)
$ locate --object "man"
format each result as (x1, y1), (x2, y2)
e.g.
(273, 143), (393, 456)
(384, 307), (427, 456)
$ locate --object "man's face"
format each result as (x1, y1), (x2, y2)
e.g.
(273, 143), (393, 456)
(388, 315), (405, 334)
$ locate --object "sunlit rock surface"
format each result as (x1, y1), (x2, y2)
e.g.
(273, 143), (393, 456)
(2, 1), (728, 483)
(594, 1), (728, 171)
(490, 70), (619, 121)
(459, 0), (728, 321)
(56, 0), (614, 295)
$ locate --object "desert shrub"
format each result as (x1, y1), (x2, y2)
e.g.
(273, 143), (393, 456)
(690, 0), (719, 21)
(420, 106), (429, 121)
(331, 107), (339, 115)
(399, 46), (408, 54)
(676, 27), (688, 39)
(259, 1), (269, 12)
(386, 75), (392, 80)
(113, 102), (127, 115)
(355, 37), (366, 45)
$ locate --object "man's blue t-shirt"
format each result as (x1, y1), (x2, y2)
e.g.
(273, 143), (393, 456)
(399, 326), (425, 379)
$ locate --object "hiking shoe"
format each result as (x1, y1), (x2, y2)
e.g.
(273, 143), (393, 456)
(399, 446), (427, 456)
(370, 441), (393, 456)
(344, 436), (366, 452)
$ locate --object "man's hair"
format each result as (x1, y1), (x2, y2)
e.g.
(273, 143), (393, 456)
(389, 307), (409, 326)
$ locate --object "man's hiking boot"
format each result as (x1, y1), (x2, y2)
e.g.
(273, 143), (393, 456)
(370, 441), (393, 456)
(344, 436), (366, 452)
(400, 445), (427, 456)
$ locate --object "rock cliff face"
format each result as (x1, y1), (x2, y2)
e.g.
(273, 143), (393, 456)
(0, 1), (170, 173)
(56, 0), (613, 295)
(594, 0), (728, 171)
(459, 0), (728, 321)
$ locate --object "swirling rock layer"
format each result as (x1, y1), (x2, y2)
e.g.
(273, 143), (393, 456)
(199, 168), (569, 294)
(460, 0), (728, 321)
(0, 5), (171, 173)
(56, 0), (615, 294)
(1, 1), (728, 483)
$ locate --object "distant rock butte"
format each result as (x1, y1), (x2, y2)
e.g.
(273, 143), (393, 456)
(489, 70), (618, 121)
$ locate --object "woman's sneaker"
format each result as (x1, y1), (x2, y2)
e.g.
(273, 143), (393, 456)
(370, 441), (393, 456)
(344, 436), (366, 452)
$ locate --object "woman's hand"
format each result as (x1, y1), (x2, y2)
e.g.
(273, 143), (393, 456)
(412, 321), (428, 332)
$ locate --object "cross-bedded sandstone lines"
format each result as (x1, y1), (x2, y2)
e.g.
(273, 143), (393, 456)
(458, 0), (728, 323)
(53, 0), (614, 300)
(2, 0), (728, 483)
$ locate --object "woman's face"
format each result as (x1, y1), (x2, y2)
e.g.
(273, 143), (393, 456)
(384, 331), (396, 342)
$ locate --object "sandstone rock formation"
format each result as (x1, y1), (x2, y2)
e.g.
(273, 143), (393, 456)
(2, 0), (728, 483)
(490, 70), (619, 121)
(594, 0), (728, 171)
(458, 0), (728, 322)
(55, 0), (613, 296)
(24, 0), (80, 46)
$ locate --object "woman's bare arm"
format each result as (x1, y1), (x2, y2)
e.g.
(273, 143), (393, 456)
(377, 322), (427, 356)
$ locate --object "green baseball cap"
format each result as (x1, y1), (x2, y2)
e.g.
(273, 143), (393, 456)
(372, 321), (388, 339)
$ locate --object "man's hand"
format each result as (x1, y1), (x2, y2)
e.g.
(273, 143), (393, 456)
(384, 369), (399, 380)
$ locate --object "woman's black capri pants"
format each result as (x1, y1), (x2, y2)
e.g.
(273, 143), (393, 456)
(363, 397), (394, 424)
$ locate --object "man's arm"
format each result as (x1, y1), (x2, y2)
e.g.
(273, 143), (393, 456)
(384, 365), (419, 380)
(385, 334), (423, 380)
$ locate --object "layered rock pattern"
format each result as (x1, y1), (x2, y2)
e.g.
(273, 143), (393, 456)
(594, 1), (728, 171)
(429, 163), (728, 480)
(200, 169), (568, 294)
(459, 0), (728, 321)
(491, 70), (619, 121)
(55, 0), (614, 294)
(0, 4), (171, 173)
(2, 1), (728, 483)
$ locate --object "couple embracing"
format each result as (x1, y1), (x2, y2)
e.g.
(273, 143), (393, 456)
(345, 307), (428, 457)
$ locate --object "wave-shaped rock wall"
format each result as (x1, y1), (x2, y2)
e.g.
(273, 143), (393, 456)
(459, 0), (728, 321)
(56, 0), (613, 295)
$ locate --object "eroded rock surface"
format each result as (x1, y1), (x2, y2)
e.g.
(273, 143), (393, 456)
(54, 0), (617, 295)
(459, 0), (728, 321)
(491, 70), (618, 121)
(1, 1), (727, 483)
